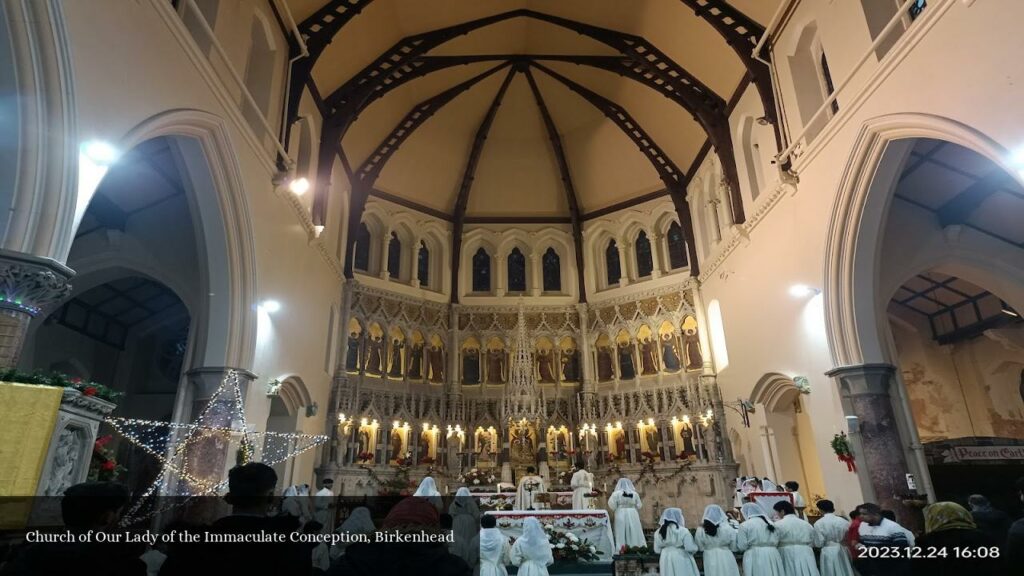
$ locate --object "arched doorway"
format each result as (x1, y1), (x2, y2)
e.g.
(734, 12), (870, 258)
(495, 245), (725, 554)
(750, 373), (824, 497)
(264, 377), (312, 488)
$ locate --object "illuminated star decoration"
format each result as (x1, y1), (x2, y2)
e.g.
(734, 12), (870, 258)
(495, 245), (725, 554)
(106, 370), (328, 524)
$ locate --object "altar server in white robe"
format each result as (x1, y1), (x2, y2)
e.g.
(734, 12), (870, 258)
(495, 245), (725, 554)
(570, 465), (594, 510)
(696, 504), (740, 576)
(510, 517), (554, 576)
(281, 486), (308, 523)
(514, 466), (546, 511)
(608, 478), (645, 550)
(811, 500), (854, 576)
(480, 514), (510, 576)
(772, 500), (821, 576)
(736, 502), (785, 576)
(654, 508), (700, 576)
(450, 487), (481, 566)
(414, 475), (444, 509)
(314, 479), (335, 531)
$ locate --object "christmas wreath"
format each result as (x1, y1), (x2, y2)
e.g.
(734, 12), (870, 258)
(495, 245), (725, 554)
(831, 432), (856, 472)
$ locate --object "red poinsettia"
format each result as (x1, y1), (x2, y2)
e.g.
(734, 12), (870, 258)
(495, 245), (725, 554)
(101, 460), (116, 472)
(70, 377), (83, 384)
(95, 435), (112, 449)
(83, 386), (98, 396)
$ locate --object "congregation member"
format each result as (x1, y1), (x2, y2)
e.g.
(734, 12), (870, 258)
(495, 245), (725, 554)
(414, 475), (444, 509)
(772, 501), (820, 576)
(736, 502), (784, 576)
(811, 500), (854, 576)
(916, 502), (1000, 576)
(608, 477), (645, 550)
(842, 508), (862, 562)
(330, 507), (376, 560)
(695, 504), (740, 576)
(479, 515), (511, 576)
(314, 479), (335, 531)
(853, 503), (912, 576)
(509, 517), (554, 576)
(450, 487), (482, 566)
(653, 508), (699, 576)
(0, 482), (145, 576)
(570, 463), (594, 510)
(967, 494), (1011, 549)
(1008, 477), (1024, 566)
(328, 495), (470, 576)
(784, 481), (807, 519)
(281, 485), (310, 523)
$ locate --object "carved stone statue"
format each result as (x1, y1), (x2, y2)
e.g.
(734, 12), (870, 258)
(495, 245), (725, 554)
(487, 349), (506, 384)
(388, 339), (404, 377)
(408, 343), (424, 379)
(390, 429), (404, 461)
(365, 336), (384, 375)
(537, 349), (555, 383)
(428, 345), (445, 383)
(477, 430), (493, 462)
(418, 430), (432, 460)
(357, 428), (371, 456)
(597, 346), (614, 381)
(661, 333), (681, 372)
(561, 349), (579, 382)
(345, 333), (361, 372)
(463, 348), (481, 384)
(644, 426), (660, 456)
(639, 338), (659, 375)
(46, 428), (81, 496)
(683, 329), (703, 371)
(618, 342), (636, 380)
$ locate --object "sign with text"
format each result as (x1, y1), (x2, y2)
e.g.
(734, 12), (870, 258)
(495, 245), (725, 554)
(941, 445), (1024, 463)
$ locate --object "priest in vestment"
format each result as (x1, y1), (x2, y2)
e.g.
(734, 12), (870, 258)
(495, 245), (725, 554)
(514, 466), (545, 511)
(570, 465), (594, 510)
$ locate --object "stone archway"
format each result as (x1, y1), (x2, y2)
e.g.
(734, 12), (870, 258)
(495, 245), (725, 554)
(749, 373), (822, 496)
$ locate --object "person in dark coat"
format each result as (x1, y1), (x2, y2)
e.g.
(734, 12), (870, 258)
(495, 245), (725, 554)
(0, 482), (146, 576)
(1007, 477), (1024, 569)
(916, 502), (1000, 576)
(328, 496), (471, 576)
(968, 494), (1011, 549)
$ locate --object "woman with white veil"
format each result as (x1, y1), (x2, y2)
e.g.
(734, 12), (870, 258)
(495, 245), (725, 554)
(653, 507), (699, 576)
(330, 507), (376, 560)
(510, 517), (554, 576)
(281, 485), (304, 520)
(449, 487), (481, 566)
(736, 502), (784, 576)
(607, 478), (645, 550)
(696, 504), (740, 576)
(413, 476), (443, 509)
(479, 514), (510, 576)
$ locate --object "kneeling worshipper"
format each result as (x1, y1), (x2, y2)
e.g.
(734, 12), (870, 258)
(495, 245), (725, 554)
(736, 503), (784, 576)
(327, 496), (470, 576)
(653, 508), (700, 576)
(811, 500), (853, 576)
(450, 487), (482, 566)
(608, 478), (645, 551)
(479, 514), (511, 576)
(696, 504), (740, 576)
(330, 507), (376, 561)
(509, 517), (554, 576)
(772, 501), (821, 576)
(514, 466), (546, 511)
(414, 475), (444, 509)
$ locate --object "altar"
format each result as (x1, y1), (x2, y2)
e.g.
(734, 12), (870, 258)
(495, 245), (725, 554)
(484, 510), (616, 559)
(472, 491), (575, 510)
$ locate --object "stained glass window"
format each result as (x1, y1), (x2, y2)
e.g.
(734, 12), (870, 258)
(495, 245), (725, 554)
(417, 241), (429, 287)
(636, 231), (653, 278)
(354, 222), (371, 272)
(667, 222), (688, 269)
(542, 247), (561, 292)
(472, 248), (491, 292)
(507, 248), (526, 292)
(606, 240), (621, 286)
(387, 232), (401, 279)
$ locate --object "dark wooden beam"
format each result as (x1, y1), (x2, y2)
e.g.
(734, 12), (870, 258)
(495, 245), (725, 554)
(532, 61), (700, 277)
(450, 67), (519, 303)
(936, 170), (1015, 227)
(339, 62), (512, 277)
(463, 216), (573, 224)
(523, 67), (588, 302)
(369, 189), (453, 222)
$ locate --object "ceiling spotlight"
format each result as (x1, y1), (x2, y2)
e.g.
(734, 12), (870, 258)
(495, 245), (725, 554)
(260, 300), (281, 314)
(313, 225), (325, 238)
(1001, 300), (1020, 318)
(289, 177), (311, 195)
(81, 140), (120, 166)
(789, 284), (821, 298)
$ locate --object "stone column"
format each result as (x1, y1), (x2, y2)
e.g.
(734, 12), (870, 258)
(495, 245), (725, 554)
(616, 243), (630, 286)
(379, 229), (391, 280)
(701, 373), (734, 464)
(0, 250), (74, 368)
(576, 304), (596, 417)
(494, 255), (506, 296)
(826, 364), (919, 529)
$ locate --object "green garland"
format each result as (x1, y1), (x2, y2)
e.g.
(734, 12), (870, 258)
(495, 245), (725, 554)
(0, 369), (121, 403)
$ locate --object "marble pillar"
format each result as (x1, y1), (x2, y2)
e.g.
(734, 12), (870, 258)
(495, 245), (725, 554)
(827, 363), (919, 529)
(0, 249), (74, 368)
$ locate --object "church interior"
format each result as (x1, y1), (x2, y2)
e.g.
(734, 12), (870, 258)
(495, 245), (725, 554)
(2, 0), (1024, 561)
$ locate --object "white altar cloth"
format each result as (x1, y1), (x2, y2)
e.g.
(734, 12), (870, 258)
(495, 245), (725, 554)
(484, 510), (616, 559)
(472, 491), (574, 509)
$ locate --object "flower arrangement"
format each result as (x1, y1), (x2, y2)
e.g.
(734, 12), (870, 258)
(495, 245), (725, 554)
(543, 523), (601, 562)
(619, 544), (652, 555)
(457, 468), (497, 486)
(554, 466), (577, 487)
(831, 432), (856, 472)
(88, 435), (125, 482)
(362, 465), (418, 496)
(357, 451), (374, 463)
(0, 369), (121, 402)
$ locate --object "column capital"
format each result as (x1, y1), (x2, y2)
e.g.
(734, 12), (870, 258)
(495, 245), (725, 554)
(0, 249), (74, 316)
(826, 363), (897, 396)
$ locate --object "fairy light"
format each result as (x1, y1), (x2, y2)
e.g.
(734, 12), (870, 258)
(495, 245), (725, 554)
(107, 370), (328, 524)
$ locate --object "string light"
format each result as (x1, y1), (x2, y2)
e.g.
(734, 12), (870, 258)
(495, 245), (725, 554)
(107, 370), (328, 524)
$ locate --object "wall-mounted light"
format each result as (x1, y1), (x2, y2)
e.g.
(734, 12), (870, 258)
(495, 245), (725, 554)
(82, 140), (120, 166)
(259, 299), (281, 314)
(313, 224), (325, 238)
(789, 284), (821, 298)
(289, 177), (311, 196)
